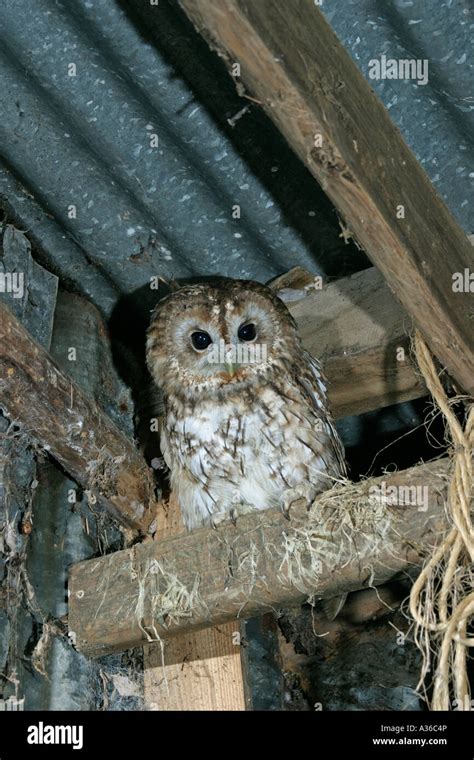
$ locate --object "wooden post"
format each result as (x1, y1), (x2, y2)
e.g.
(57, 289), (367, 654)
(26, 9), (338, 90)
(0, 302), (158, 534)
(69, 458), (451, 657)
(179, 0), (474, 395)
(143, 495), (247, 711)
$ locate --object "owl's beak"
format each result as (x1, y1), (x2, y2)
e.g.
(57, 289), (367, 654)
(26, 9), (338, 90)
(224, 361), (235, 376)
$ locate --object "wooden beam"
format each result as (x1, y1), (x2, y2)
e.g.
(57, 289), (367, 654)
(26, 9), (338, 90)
(179, 0), (474, 395)
(279, 267), (425, 418)
(69, 458), (450, 657)
(0, 302), (157, 534)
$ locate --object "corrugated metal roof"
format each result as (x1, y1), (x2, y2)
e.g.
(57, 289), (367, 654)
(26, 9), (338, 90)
(0, 0), (368, 321)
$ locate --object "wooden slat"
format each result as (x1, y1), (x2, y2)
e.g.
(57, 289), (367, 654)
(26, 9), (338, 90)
(281, 267), (425, 418)
(143, 495), (246, 711)
(0, 302), (157, 534)
(179, 0), (474, 395)
(69, 458), (451, 657)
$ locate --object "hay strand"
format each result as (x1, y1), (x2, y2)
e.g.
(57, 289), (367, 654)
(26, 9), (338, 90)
(410, 331), (474, 711)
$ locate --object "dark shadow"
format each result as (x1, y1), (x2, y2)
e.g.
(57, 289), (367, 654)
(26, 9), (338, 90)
(342, 395), (448, 480)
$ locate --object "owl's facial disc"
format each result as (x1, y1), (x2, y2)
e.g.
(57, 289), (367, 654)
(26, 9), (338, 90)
(190, 320), (261, 378)
(187, 321), (257, 380)
(213, 315), (266, 380)
(146, 280), (299, 394)
(171, 306), (272, 385)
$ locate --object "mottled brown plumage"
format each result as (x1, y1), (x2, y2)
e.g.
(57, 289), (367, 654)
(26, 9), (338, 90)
(146, 278), (346, 530)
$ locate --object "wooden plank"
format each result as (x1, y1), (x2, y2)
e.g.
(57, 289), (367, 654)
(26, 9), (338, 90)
(0, 302), (157, 534)
(69, 458), (451, 657)
(280, 267), (425, 418)
(143, 495), (246, 711)
(179, 0), (474, 395)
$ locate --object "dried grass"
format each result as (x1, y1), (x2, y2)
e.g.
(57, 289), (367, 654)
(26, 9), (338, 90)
(409, 332), (474, 711)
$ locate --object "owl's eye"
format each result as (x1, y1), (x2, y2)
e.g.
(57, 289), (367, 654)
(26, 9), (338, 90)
(191, 331), (213, 351)
(238, 322), (257, 342)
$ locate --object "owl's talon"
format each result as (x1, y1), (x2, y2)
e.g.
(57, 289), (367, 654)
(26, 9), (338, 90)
(211, 502), (253, 528)
(211, 511), (228, 529)
(280, 494), (294, 520)
(280, 485), (317, 519)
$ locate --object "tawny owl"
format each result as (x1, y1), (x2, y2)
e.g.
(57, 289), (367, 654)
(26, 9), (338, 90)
(146, 278), (346, 531)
